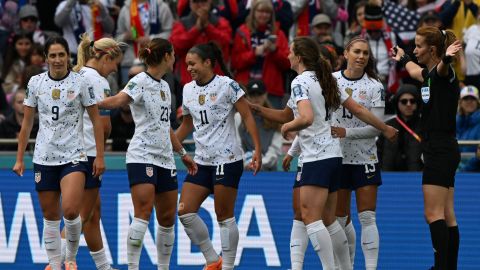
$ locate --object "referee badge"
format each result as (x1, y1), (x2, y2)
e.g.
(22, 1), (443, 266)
(421, 86), (430, 103)
(146, 166), (153, 177)
(160, 90), (166, 101)
(35, 172), (41, 183)
(51, 89), (61, 100)
(198, 94), (206, 105)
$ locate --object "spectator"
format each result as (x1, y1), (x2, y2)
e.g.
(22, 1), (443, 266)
(463, 13), (480, 89)
(345, 0), (367, 43)
(0, 85), (8, 122)
(0, 89), (39, 150)
(17, 4), (47, 45)
(310, 13), (342, 53)
(0, 1), (18, 68)
(21, 64), (44, 90)
(55, 0), (114, 57)
(377, 84), (423, 171)
(116, 0), (174, 85)
(288, 0), (339, 37)
(456, 85), (480, 171)
(170, 0), (232, 86)
(235, 80), (282, 171)
(1, 31), (33, 100)
(231, 0), (289, 108)
(177, 0), (239, 25)
(28, 43), (47, 70)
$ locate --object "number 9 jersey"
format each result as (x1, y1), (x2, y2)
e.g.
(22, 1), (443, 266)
(182, 75), (245, 166)
(23, 71), (96, 165)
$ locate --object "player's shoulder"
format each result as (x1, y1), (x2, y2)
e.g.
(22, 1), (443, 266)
(28, 71), (48, 85)
(332, 70), (342, 79)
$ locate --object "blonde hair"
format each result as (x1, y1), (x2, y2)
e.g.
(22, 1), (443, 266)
(73, 33), (124, 72)
(246, 0), (277, 33)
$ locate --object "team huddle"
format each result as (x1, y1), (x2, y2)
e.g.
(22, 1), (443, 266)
(13, 25), (461, 270)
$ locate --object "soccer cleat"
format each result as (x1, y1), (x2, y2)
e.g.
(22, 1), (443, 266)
(64, 261), (77, 270)
(203, 256), (222, 270)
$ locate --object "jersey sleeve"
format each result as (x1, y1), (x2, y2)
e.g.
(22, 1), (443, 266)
(371, 81), (385, 108)
(181, 85), (190, 116)
(80, 80), (98, 107)
(291, 84), (309, 104)
(122, 79), (144, 103)
(98, 80), (111, 116)
(23, 77), (38, 107)
(227, 80), (245, 104)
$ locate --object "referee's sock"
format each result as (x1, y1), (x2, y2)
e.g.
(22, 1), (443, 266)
(43, 219), (62, 270)
(290, 220), (308, 270)
(327, 220), (351, 270)
(64, 216), (82, 262)
(179, 213), (219, 264)
(429, 219), (449, 270)
(306, 220), (335, 270)
(447, 225), (459, 270)
(359, 211), (379, 270)
(127, 217), (149, 270)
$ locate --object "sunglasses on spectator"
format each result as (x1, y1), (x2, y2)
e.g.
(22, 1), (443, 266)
(192, 0), (208, 3)
(399, 98), (416, 105)
(21, 16), (38, 22)
(462, 96), (478, 101)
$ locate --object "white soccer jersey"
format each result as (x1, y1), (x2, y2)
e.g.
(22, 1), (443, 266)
(182, 75), (244, 165)
(79, 67), (112, 157)
(24, 71), (96, 165)
(122, 72), (175, 169)
(287, 71), (349, 163)
(464, 25), (480, 76)
(332, 71), (385, 164)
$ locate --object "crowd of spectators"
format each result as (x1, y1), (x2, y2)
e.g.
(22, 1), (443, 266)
(0, 0), (479, 171)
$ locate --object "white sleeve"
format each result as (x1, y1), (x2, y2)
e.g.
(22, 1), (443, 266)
(122, 79), (143, 103)
(287, 135), (301, 157)
(228, 80), (245, 104)
(23, 77), (38, 107)
(81, 81), (97, 107)
(345, 107), (384, 139)
(291, 84), (310, 104)
(371, 81), (385, 108)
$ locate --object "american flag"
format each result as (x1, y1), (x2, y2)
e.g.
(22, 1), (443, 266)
(383, 0), (421, 41)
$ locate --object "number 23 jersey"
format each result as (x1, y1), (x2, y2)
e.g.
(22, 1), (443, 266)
(182, 75), (244, 165)
(23, 71), (96, 165)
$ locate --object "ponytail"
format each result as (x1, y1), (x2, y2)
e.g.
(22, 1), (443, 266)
(74, 33), (93, 72)
(208, 42), (232, 78)
(189, 42), (232, 78)
(417, 26), (458, 58)
(74, 33), (125, 72)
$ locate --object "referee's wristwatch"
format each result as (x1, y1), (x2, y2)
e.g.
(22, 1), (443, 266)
(177, 148), (187, 157)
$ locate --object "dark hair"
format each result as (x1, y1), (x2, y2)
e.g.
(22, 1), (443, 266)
(31, 42), (44, 57)
(292, 36), (341, 111)
(345, 36), (380, 81)
(44, 36), (70, 56)
(188, 42), (232, 78)
(21, 65), (43, 89)
(138, 38), (173, 67)
(318, 44), (338, 71)
(1, 30), (33, 81)
(416, 26), (456, 58)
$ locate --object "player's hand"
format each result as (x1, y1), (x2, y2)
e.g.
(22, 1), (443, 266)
(445, 40), (462, 57)
(391, 45), (404, 61)
(383, 125), (398, 142)
(12, 160), (25, 177)
(250, 150), (262, 175)
(331, 126), (346, 138)
(182, 154), (198, 175)
(92, 157), (106, 178)
(281, 123), (295, 140)
(282, 154), (293, 172)
(248, 101), (262, 115)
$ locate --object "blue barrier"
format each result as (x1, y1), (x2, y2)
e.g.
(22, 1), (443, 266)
(0, 170), (479, 269)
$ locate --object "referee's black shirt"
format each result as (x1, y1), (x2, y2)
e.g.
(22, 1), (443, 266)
(420, 65), (460, 137)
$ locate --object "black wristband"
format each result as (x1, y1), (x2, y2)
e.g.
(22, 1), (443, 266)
(399, 54), (412, 67)
(442, 55), (453, 65)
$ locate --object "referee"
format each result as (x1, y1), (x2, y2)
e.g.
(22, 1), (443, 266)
(392, 26), (462, 270)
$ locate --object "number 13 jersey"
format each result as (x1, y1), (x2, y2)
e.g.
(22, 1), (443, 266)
(23, 71), (96, 165)
(182, 75), (244, 165)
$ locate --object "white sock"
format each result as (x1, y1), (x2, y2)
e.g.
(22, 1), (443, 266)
(359, 211), (379, 270)
(127, 217), (149, 270)
(64, 216), (82, 262)
(90, 248), (111, 270)
(344, 221), (356, 267)
(290, 220), (308, 270)
(179, 213), (219, 264)
(156, 225), (174, 270)
(327, 220), (352, 270)
(306, 220), (335, 270)
(219, 217), (239, 270)
(43, 219), (62, 270)
(60, 238), (66, 263)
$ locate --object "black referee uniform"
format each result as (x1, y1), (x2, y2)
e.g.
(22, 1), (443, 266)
(420, 65), (460, 187)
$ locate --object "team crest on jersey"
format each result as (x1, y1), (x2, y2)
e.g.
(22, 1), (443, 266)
(160, 90), (166, 101)
(67, 89), (75, 100)
(35, 172), (41, 183)
(198, 94), (206, 105)
(146, 166), (153, 177)
(51, 89), (61, 100)
(421, 86), (430, 103)
(210, 93), (217, 102)
(345, 87), (353, 97)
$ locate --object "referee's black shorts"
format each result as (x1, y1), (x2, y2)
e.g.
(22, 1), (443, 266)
(422, 133), (460, 188)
